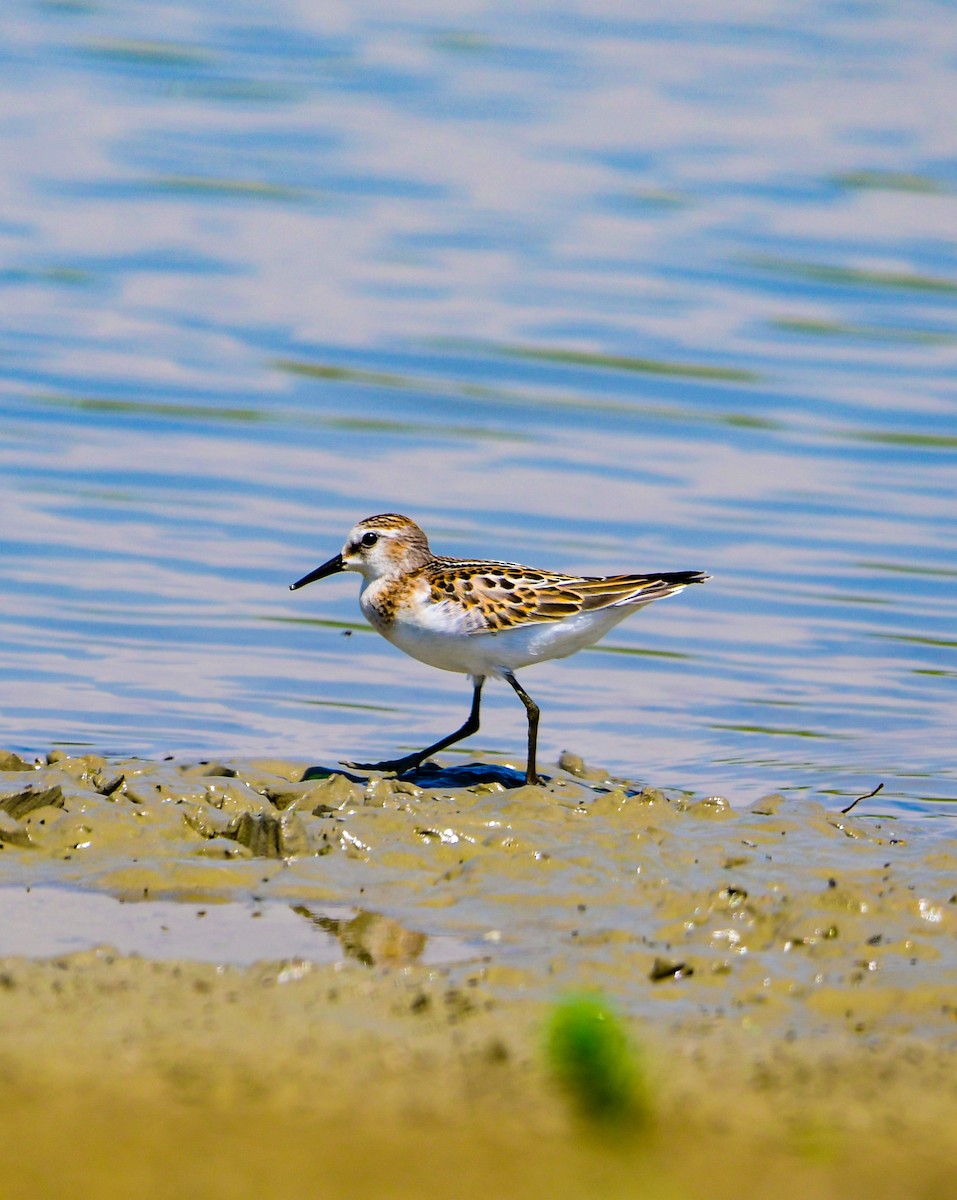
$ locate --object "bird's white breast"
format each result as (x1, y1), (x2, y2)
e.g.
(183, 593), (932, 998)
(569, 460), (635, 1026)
(360, 575), (636, 678)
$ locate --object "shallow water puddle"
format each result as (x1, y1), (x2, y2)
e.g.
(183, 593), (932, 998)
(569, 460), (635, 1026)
(0, 886), (473, 967)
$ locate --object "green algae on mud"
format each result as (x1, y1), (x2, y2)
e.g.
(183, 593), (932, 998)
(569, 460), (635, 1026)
(546, 992), (651, 1130)
(2, 751), (957, 1198)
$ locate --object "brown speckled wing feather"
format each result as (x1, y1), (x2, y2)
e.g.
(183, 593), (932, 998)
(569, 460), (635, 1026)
(425, 559), (703, 634)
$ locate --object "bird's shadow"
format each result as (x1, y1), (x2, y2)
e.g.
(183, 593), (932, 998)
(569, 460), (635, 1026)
(301, 761), (533, 789)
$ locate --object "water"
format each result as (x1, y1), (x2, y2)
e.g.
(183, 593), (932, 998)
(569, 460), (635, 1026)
(0, 887), (471, 966)
(1, 1), (955, 815)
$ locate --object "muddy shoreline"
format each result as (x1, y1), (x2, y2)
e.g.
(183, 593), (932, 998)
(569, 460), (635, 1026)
(2, 751), (956, 1198)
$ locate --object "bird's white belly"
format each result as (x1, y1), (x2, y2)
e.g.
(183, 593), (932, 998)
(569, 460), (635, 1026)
(370, 601), (637, 679)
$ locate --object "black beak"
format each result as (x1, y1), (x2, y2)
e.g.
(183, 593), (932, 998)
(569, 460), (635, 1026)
(289, 553), (344, 591)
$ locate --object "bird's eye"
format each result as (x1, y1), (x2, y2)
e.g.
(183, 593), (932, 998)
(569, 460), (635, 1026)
(360, 531), (379, 548)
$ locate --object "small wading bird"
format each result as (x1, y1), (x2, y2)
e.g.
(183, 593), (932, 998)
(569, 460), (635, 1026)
(290, 514), (709, 785)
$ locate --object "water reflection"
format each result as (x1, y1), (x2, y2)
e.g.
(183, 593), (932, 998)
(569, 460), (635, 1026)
(0, 886), (464, 967)
(292, 905), (428, 967)
(0, 0), (954, 813)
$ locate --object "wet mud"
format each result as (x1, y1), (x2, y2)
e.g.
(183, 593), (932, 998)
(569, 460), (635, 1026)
(2, 749), (957, 1199)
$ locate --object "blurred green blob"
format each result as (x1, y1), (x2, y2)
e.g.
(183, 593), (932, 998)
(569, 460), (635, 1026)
(545, 994), (649, 1130)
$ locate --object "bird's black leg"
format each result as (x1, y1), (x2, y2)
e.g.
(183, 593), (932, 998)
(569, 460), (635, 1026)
(345, 677), (484, 775)
(504, 671), (540, 785)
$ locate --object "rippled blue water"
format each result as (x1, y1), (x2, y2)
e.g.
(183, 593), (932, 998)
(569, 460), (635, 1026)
(1, 1), (954, 814)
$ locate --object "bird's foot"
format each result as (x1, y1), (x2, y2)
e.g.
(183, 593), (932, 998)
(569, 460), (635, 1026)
(341, 754), (427, 776)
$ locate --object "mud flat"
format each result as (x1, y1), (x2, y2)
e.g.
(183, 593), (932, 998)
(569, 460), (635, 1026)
(1, 750), (956, 1199)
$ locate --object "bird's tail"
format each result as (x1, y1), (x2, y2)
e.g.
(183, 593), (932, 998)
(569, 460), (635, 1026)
(609, 570), (711, 607)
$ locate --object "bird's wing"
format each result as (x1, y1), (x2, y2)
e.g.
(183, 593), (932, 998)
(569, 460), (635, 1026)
(425, 560), (708, 633)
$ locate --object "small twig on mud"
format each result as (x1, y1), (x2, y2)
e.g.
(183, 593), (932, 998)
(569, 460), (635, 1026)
(841, 781), (883, 816)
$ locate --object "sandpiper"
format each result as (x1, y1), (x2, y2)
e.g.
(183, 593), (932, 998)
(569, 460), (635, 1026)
(290, 514), (709, 785)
